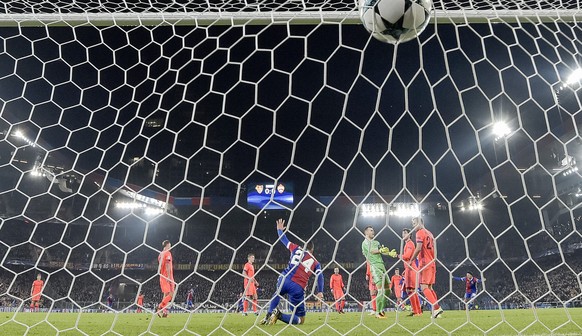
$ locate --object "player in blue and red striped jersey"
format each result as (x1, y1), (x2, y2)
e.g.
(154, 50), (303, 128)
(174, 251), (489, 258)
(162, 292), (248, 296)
(453, 272), (484, 310)
(261, 219), (324, 325)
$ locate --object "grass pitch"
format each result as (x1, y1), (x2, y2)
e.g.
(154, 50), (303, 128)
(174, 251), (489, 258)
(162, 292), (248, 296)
(1, 308), (581, 335)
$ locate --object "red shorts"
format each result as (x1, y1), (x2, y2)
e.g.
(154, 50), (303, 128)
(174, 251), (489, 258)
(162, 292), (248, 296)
(419, 262), (436, 285)
(404, 268), (417, 289)
(244, 281), (257, 296)
(333, 290), (345, 300)
(394, 289), (402, 299)
(31, 293), (41, 301)
(368, 277), (377, 291)
(160, 278), (175, 293)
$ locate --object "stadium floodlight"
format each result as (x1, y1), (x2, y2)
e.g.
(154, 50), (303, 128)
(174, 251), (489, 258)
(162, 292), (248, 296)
(115, 202), (146, 209)
(360, 203), (386, 217)
(144, 207), (164, 216)
(13, 130), (37, 147)
(463, 196), (483, 211)
(566, 68), (582, 86)
(493, 121), (511, 141)
(389, 203), (421, 218)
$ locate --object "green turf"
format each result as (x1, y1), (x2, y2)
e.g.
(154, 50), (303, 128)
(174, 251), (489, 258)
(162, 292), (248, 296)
(0, 309), (581, 335)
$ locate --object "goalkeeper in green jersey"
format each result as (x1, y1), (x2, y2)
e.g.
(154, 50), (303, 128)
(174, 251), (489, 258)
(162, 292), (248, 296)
(362, 225), (398, 319)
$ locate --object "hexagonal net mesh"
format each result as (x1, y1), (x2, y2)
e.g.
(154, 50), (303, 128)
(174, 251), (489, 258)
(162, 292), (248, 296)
(0, 1), (582, 335)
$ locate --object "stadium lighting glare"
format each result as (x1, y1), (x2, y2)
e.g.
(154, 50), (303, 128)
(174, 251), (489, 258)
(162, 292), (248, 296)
(144, 207), (164, 216)
(493, 121), (511, 140)
(13, 130), (37, 147)
(116, 202), (146, 209)
(563, 166), (579, 176)
(29, 168), (45, 177)
(389, 203), (421, 218)
(360, 203), (386, 217)
(566, 68), (582, 85)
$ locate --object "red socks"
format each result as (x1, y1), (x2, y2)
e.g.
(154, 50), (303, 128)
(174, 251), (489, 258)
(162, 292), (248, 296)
(422, 288), (440, 310)
(408, 290), (422, 314)
(159, 294), (172, 311)
(371, 295), (377, 311)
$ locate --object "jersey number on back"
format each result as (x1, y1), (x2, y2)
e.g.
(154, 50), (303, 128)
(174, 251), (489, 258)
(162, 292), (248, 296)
(291, 249), (314, 273)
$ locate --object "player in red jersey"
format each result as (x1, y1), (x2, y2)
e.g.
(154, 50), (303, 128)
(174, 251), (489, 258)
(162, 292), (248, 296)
(409, 218), (443, 318)
(136, 292), (144, 313)
(365, 261), (377, 315)
(330, 267), (346, 313)
(402, 228), (422, 316)
(242, 253), (259, 315)
(157, 240), (175, 317)
(30, 274), (44, 312)
(390, 268), (403, 310)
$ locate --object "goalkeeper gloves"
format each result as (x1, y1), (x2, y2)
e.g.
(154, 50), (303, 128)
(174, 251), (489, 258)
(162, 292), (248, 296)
(387, 249), (398, 258)
(379, 246), (398, 258)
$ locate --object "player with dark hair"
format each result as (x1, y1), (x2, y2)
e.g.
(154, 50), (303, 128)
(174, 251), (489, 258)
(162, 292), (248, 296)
(157, 240), (175, 317)
(362, 225), (398, 319)
(30, 274), (43, 312)
(261, 219), (324, 325)
(330, 267), (346, 314)
(409, 217), (443, 318)
(453, 272), (484, 310)
(242, 252), (259, 315)
(402, 228), (422, 316)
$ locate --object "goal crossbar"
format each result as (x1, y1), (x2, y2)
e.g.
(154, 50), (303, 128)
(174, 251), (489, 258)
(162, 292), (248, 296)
(1, 10), (581, 27)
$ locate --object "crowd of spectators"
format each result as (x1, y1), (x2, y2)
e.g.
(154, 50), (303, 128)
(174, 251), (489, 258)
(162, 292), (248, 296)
(1, 219), (582, 312)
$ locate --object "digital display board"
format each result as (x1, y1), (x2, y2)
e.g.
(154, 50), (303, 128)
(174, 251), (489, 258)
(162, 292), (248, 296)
(247, 182), (293, 210)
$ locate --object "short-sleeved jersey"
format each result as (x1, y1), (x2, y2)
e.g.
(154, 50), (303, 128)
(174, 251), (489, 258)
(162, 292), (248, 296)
(187, 291), (193, 300)
(415, 228), (435, 267)
(243, 262), (255, 283)
(158, 250), (174, 280)
(330, 274), (344, 290)
(282, 242), (320, 289)
(362, 239), (383, 266)
(31, 280), (43, 294)
(402, 239), (417, 270)
(137, 294), (144, 305)
(390, 275), (402, 290)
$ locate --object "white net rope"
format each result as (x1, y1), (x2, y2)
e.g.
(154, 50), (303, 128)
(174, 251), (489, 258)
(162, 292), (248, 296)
(0, 0), (581, 335)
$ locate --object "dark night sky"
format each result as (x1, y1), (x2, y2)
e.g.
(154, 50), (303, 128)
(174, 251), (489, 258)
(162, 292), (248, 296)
(0, 8), (580, 260)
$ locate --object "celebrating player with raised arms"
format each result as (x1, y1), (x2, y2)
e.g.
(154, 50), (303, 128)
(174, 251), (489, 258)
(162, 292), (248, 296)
(330, 267), (346, 314)
(453, 272), (484, 310)
(30, 274), (44, 312)
(157, 240), (175, 317)
(409, 217), (443, 318)
(362, 226), (398, 319)
(261, 219), (324, 325)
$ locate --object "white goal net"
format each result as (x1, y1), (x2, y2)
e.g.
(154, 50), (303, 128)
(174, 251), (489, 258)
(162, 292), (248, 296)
(0, 0), (581, 335)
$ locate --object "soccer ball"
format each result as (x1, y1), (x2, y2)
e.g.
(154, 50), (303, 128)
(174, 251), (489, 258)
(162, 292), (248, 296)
(359, 0), (432, 44)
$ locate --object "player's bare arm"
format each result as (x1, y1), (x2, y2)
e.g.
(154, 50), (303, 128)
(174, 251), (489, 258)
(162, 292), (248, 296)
(409, 242), (422, 266)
